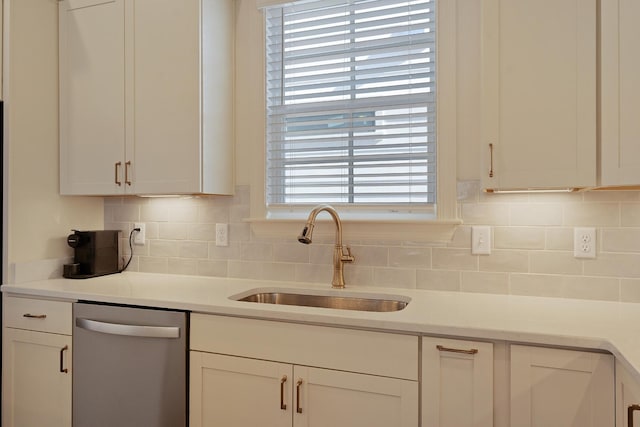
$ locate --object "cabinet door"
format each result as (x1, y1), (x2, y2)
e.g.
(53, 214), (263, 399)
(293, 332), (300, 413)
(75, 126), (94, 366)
(510, 345), (614, 427)
(481, 0), (596, 190)
(59, 0), (126, 195)
(292, 365), (418, 427)
(2, 328), (72, 427)
(421, 337), (493, 427)
(601, 0), (640, 186)
(616, 360), (640, 427)
(190, 351), (291, 427)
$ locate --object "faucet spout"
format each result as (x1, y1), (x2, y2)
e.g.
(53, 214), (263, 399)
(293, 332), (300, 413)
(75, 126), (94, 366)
(297, 205), (354, 288)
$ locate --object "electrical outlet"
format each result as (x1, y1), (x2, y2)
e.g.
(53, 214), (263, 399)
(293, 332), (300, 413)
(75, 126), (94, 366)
(471, 226), (492, 255)
(216, 223), (229, 247)
(573, 227), (596, 259)
(133, 223), (145, 245)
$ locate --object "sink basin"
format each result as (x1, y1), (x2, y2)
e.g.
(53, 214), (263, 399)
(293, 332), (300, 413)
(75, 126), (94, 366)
(233, 290), (409, 312)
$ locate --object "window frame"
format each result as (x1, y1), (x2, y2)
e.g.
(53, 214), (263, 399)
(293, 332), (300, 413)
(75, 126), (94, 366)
(248, 0), (460, 243)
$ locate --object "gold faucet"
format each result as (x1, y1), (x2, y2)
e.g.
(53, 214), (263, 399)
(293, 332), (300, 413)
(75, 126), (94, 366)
(298, 205), (355, 289)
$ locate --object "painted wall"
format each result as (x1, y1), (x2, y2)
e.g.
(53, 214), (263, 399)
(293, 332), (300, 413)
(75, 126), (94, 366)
(3, 0), (103, 281)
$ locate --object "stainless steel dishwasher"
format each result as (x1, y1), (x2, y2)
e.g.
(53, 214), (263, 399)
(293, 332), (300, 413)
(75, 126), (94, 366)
(73, 302), (188, 427)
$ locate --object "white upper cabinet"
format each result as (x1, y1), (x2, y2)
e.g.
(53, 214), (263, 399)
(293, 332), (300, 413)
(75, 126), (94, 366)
(481, 0), (597, 191)
(59, 0), (126, 195)
(59, 0), (234, 196)
(600, 0), (640, 187)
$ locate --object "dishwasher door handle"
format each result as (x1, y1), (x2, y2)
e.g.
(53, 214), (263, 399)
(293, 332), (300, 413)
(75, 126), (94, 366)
(76, 318), (180, 338)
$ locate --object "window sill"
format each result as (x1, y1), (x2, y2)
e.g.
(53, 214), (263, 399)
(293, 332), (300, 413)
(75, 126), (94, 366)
(246, 218), (462, 243)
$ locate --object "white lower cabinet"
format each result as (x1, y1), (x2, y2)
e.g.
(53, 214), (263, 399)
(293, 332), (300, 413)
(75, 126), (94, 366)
(616, 360), (640, 427)
(421, 337), (494, 427)
(2, 297), (73, 427)
(189, 314), (419, 427)
(190, 352), (418, 427)
(510, 345), (614, 427)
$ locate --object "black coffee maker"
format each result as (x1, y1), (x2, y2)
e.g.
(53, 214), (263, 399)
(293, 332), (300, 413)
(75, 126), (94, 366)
(63, 230), (121, 279)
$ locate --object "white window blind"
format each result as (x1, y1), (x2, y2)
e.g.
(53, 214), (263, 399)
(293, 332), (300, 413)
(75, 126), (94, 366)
(265, 0), (436, 212)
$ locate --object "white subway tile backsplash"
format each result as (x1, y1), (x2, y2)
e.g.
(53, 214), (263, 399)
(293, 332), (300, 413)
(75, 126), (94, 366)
(494, 227), (545, 250)
(621, 203), (640, 227)
(529, 251), (582, 275)
(563, 203), (620, 227)
(510, 274), (565, 298)
(583, 253), (640, 278)
(621, 279), (640, 303)
(149, 240), (179, 257)
(138, 256), (169, 274)
(478, 250), (528, 273)
(168, 258), (199, 275)
(197, 260), (228, 277)
(261, 262), (297, 282)
(432, 248), (478, 271)
(372, 267), (416, 289)
(388, 247), (431, 268)
(602, 228), (640, 253)
(178, 241), (208, 259)
(273, 243), (310, 263)
(461, 203), (510, 225)
(208, 242), (241, 260)
(545, 228), (573, 251)
(509, 204), (563, 226)
(187, 223), (218, 241)
(104, 183), (640, 303)
(168, 204), (199, 223)
(159, 223), (188, 240)
(140, 202), (169, 222)
(416, 269), (461, 292)
(447, 226), (472, 249)
(460, 271), (509, 294)
(240, 242), (273, 262)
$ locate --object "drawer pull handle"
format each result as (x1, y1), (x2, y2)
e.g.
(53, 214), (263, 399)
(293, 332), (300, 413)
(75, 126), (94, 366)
(59, 345), (69, 373)
(629, 404), (640, 427)
(23, 313), (47, 319)
(296, 379), (303, 414)
(280, 375), (287, 410)
(437, 345), (478, 355)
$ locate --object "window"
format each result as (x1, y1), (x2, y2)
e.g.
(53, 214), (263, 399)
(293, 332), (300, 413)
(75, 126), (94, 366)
(265, 0), (436, 218)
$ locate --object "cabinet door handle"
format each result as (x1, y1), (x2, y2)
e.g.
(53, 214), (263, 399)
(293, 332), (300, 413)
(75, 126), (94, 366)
(437, 344), (478, 355)
(280, 375), (287, 410)
(59, 345), (69, 373)
(488, 143), (494, 178)
(296, 379), (303, 414)
(629, 404), (640, 427)
(115, 162), (122, 186)
(23, 313), (47, 319)
(125, 161), (132, 186)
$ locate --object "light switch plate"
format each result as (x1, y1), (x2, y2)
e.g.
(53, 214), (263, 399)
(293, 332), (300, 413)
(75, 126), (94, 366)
(471, 226), (492, 255)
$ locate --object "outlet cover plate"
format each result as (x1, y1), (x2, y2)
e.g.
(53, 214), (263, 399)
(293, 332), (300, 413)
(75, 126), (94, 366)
(574, 227), (596, 259)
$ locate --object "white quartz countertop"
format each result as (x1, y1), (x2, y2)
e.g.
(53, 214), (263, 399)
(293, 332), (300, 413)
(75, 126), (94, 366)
(3, 272), (640, 380)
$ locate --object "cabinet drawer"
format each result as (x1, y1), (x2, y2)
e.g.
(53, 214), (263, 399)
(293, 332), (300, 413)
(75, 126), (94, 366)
(190, 314), (418, 380)
(3, 296), (73, 335)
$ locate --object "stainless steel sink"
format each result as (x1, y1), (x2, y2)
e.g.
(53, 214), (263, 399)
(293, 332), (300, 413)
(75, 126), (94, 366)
(233, 290), (409, 312)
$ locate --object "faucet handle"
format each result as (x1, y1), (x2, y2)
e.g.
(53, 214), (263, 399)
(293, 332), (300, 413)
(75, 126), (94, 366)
(342, 246), (355, 262)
